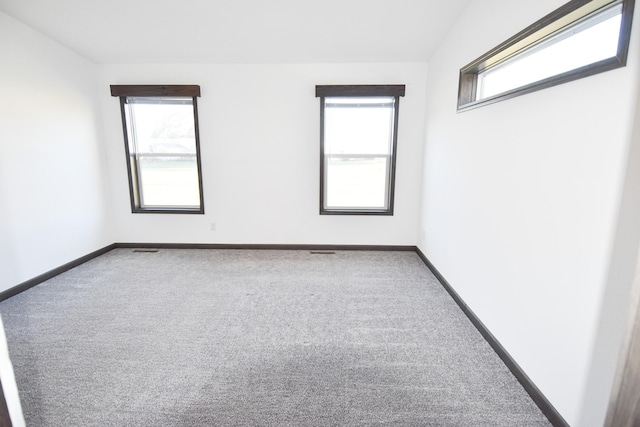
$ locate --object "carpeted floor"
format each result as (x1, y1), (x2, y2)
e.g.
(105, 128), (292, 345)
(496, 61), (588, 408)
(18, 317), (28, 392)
(0, 249), (551, 426)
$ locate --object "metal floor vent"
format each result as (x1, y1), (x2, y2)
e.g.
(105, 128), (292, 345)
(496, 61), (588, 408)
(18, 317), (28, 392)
(132, 249), (159, 253)
(310, 251), (336, 255)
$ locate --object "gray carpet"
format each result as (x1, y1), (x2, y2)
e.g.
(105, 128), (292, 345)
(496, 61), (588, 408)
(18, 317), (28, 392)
(0, 249), (551, 426)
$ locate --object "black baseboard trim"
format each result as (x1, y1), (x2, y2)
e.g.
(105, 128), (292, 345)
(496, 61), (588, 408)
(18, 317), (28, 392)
(414, 247), (569, 427)
(114, 243), (417, 252)
(0, 244), (117, 303)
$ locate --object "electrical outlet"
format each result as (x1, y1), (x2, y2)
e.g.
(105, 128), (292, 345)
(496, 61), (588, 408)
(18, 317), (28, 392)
(210, 222), (216, 232)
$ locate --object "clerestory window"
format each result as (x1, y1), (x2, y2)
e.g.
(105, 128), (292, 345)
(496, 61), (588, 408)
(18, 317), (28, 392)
(458, 0), (635, 111)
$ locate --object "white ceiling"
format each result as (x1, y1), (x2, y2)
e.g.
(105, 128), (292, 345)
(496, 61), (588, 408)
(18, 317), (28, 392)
(0, 0), (472, 64)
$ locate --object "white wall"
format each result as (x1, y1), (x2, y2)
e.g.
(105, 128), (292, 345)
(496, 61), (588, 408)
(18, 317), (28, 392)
(0, 12), (113, 291)
(98, 63), (428, 246)
(418, 0), (640, 425)
(579, 66), (640, 427)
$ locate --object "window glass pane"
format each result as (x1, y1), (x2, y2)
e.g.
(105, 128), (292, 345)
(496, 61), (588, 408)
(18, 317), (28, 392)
(126, 98), (196, 154)
(324, 97), (395, 155)
(478, 4), (622, 99)
(138, 156), (200, 208)
(325, 156), (388, 209)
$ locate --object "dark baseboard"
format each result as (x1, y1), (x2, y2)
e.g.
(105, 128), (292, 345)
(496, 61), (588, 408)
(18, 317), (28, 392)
(114, 243), (417, 252)
(414, 247), (569, 427)
(0, 244), (117, 303)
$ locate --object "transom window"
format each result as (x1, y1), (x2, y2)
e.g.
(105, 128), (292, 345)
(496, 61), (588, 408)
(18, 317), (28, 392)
(111, 85), (204, 214)
(458, 0), (635, 111)
(316, 85), (405, 215)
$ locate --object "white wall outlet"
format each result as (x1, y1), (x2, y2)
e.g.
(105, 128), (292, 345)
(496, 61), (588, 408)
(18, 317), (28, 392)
(210, 222), (216, 232)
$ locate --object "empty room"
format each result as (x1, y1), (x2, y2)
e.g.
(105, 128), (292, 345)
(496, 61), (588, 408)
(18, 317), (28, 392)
(1, 0), (640, 426)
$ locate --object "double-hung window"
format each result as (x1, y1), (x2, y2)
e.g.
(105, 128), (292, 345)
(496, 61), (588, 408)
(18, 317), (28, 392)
(316, 85), (405, 215)
(111, 85), (205, 213)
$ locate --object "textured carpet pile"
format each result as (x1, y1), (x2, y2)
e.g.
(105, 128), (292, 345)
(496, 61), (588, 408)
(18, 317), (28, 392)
(0, 249), (551, 426)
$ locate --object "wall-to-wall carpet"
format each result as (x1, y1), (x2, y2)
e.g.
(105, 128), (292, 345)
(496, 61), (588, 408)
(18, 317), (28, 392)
(0, 249), (550, 426)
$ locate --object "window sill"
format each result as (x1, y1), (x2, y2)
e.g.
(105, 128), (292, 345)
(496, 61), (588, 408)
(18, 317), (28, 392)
(131, 208), (204, 214)
(320, 209), (393, 216)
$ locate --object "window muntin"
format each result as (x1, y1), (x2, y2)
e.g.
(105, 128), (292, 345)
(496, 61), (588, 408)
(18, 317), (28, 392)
(316, 85), (405, 215)
(111, 85), (204, 213)
(458, 0), (635, 111)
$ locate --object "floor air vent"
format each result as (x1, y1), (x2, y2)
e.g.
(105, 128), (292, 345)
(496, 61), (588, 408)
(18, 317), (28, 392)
(132, 249), (159, 253)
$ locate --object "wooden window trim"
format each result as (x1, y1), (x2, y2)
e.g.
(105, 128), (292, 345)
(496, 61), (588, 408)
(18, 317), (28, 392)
(110, 85), (201, 98)
(316, 85), (405, 98)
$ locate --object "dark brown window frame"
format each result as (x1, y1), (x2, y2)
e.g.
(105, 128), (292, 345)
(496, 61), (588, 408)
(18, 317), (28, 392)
(110, 85), (205, 214)
(315, 85), (405, 216)
(457, 0), (635, 112)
